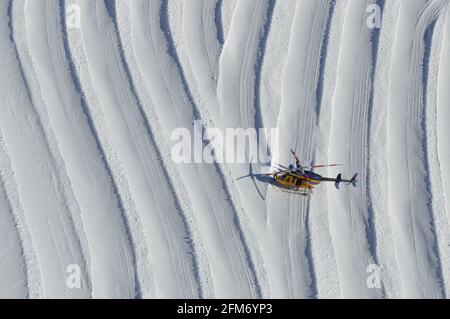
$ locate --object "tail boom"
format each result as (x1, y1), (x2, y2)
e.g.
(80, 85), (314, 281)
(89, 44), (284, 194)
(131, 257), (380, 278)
(321, 173), (358, 188)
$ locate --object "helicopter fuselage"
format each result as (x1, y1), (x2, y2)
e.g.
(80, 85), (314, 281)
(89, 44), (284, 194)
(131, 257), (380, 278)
(274, 170), (322, 192)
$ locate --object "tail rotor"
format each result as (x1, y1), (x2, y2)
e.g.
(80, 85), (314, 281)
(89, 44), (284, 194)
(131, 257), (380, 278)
(334, 173), (358, 189)
(335, 173), (342, 189)
(350, 173), (358, 187)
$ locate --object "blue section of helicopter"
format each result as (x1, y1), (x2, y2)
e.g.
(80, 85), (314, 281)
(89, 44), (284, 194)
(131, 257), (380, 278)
(302, 171), (322, 180)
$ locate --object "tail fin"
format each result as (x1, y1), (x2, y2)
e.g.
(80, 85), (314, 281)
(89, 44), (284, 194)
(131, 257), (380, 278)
(335, 173), (342, 189)
(350, 173), (358, 187)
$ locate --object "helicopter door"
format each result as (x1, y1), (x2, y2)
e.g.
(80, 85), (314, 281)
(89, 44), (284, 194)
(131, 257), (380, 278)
(285, 176), (295, 187)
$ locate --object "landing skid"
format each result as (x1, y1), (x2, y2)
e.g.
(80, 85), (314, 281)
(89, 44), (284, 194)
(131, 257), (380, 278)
(271, 185), (311, 196)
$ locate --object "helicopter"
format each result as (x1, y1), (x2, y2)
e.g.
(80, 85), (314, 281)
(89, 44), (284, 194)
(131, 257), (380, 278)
(263, 149), (358, 196)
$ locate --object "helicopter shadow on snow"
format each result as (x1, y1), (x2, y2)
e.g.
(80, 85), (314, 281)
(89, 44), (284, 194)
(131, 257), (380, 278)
(233, 160), (278, 201)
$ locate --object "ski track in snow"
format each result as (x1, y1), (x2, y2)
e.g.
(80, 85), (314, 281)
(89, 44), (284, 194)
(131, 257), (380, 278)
(24, 0), (151, 298)
(0, 3), (36, 299)
(0, 141), (28, 298)
(0, 0), (90, 298)
(1, 0), (450, 299)
(367, 0), (402, 298)
(424, 2), (450, 297)
(258, 0), (296, 133)
(182, 0), (222, 125)
(129, 0), (262, 298)
(310, 0), (346, 298)
(181, 0), (272, 297)
(74, 0), (206, 298)
(15, 0), (97, 298)
(327, 0), (385, 298)
(387, 0), (448, 298)
(436, 4), (450, 296)
(266, 0), (335, 298)
(179, 0), (274, 297)
(110, 0), (204, 298)
(116, 0), (213, 298)
(64, 0), (156, 298)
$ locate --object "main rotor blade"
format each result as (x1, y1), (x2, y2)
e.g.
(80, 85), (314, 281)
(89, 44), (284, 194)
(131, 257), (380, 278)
(261, 169), (290, 176)
(275, 163), (289, 170)
(309, 163), (343, 169)
(290, 149), (301, 168)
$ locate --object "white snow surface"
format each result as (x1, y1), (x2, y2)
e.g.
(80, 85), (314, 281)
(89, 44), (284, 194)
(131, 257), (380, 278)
(0, 0), (449, 298)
